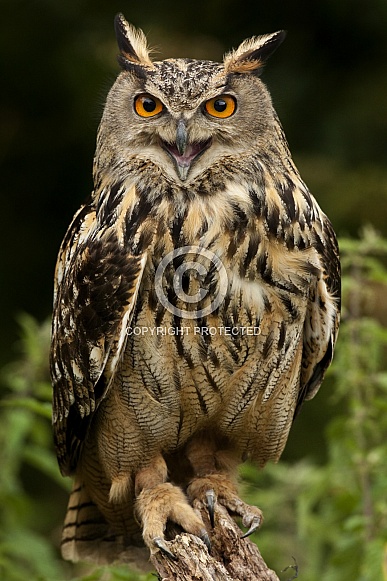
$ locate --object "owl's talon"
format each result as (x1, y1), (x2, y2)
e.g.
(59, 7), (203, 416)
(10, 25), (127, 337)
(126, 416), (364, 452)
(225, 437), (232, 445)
(199, 528), (212, 552)
(188, 474), (263, 540)
(241, 515), (262, 538)
(153, 537), (177, 560)
(205, 489), (216, 528)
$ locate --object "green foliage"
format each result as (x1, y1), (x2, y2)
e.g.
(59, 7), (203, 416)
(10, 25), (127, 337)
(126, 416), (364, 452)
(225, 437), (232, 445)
(0, 315), (66, 581)
(1, 230), (387, 580)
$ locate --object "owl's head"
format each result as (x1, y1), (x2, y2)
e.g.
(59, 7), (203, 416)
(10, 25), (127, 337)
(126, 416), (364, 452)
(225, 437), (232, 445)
(96, 14), (285, 184)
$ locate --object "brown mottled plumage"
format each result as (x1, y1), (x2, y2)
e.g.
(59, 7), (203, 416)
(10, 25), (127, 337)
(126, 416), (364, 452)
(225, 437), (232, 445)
(51, 13), (340, 568)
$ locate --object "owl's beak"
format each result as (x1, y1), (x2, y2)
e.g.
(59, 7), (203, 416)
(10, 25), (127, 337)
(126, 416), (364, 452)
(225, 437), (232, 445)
(162, 119), (211, 181)
(176, 119), (188, 156)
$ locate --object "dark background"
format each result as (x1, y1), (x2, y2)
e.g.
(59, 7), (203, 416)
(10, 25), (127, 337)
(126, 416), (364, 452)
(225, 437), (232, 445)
(1, 0), (387, 460)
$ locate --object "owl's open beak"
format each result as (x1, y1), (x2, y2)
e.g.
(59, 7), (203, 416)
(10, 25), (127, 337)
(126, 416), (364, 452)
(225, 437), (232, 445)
(162, 120), (211, 181)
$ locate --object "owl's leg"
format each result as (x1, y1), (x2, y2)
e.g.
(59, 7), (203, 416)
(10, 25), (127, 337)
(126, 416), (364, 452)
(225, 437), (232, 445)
(134, 454), (210, 556)
(186, 436), (263, 537)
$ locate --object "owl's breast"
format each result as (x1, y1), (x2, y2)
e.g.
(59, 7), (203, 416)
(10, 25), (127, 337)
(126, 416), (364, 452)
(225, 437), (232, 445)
(110, 202), (319, 455)
(118, 244), (311, 453)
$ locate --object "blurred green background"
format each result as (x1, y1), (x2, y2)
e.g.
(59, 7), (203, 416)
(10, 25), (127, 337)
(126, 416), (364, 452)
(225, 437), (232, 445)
(1, 0), (387, 580)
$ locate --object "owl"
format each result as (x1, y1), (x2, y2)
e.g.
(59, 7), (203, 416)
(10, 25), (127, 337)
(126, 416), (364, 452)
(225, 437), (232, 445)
(51, 14), (340, 568)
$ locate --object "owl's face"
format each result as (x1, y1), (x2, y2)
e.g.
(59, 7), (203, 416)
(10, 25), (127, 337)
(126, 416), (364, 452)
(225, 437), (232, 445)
(96, 15), (286, 184)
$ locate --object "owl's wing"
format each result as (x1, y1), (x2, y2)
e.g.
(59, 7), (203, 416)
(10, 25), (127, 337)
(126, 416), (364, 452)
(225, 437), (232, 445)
(51, 195), (147, 475)
(295, 216), (340, 416)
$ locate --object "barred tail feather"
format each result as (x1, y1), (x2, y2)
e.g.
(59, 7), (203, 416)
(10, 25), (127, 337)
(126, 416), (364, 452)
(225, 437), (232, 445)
(61, 479), (150, 570)
(61, 479), (110, 562)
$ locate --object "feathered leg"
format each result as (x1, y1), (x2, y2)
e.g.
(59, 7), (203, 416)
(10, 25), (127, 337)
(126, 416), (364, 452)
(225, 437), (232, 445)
(185, 435), (263, 537)
(134, 454), (210, 555)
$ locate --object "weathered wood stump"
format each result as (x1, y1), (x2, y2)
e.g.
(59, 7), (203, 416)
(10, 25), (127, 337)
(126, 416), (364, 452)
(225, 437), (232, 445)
(151, 500), (280, 580)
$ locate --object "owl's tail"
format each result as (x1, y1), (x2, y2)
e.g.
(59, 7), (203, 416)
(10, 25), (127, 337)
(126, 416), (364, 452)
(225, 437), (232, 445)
(61, 478), (150, 569)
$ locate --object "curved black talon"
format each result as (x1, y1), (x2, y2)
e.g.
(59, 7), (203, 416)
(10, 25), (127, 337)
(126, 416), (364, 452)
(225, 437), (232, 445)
(205, 489), (216, 528)
(241, 515), (261, 538)
(200, 528), (212, 553)
(154, 537), (177, 560)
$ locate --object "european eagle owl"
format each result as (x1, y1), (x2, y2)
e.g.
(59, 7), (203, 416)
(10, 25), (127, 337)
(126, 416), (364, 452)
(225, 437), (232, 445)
(51, 14), (340, 567)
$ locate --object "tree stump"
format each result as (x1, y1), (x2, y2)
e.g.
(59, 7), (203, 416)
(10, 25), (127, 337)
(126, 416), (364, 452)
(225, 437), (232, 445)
(150, 500), (280, 580)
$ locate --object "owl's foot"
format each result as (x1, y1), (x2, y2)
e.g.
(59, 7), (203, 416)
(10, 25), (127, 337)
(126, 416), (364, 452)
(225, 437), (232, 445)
(135, 482), (211, 556)
(187, 474), (263, 538)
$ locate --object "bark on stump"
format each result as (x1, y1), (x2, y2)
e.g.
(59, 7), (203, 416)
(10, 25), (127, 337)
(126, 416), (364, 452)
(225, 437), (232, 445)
(150, 500), (280, 581)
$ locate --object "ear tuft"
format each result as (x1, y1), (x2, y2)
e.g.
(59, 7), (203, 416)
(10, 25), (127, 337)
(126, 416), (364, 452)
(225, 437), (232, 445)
(114, 14), (153, 69)
(223, 30), (286, 76)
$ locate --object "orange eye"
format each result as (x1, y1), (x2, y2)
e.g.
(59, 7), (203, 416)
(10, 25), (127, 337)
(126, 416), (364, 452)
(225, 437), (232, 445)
(205, 95), (236, 118)
(134, 94), (163, 117)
